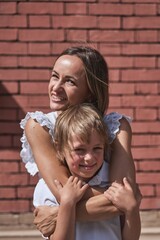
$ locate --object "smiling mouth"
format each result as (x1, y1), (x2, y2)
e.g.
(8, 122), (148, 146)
(51, 95), (66, 102)
(79, 163), (96, 170)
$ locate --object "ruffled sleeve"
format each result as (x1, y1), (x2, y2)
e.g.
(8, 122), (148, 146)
(103, 112), (132, 144)
(20, 111), (56, 176)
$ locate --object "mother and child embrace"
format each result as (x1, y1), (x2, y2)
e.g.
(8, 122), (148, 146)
(20, 46), (142, 240)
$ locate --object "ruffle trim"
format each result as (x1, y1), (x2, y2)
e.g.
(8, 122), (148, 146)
(104, 112), (132, 144)
(20, 111), (54, 176)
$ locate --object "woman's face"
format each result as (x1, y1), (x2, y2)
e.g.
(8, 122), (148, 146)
(48, 55), (90, 112)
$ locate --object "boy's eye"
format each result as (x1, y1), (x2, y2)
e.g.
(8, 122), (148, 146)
(94, 147), (104, 152)
(74, 148), (85, 155)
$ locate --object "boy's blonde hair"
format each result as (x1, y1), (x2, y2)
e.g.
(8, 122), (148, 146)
(54, 103), (109, 163)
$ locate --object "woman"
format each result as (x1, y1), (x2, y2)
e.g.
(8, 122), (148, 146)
(20, 46), (141, 239)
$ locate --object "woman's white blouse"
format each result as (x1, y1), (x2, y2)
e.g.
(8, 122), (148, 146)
(20, 111), (131, 176)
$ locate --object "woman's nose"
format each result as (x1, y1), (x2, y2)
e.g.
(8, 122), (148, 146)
(53, 80), (63, 91)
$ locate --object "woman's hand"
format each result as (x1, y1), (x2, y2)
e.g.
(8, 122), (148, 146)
(34, 206), (58, 237)
(104, 178), (139, 214)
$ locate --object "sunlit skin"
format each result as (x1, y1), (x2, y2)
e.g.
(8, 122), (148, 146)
(61, 130), (105, 182)
(48, 55), (90, 113)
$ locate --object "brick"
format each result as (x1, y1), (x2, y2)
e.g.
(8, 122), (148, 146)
(0, 122), (21, 134)
(108, 108), (133, 117)
(122, 96), (160, 108)
(28, 69), (50, 80)
(132, 147), (160, 159)
(0, 56), (18, 67)
(0, 173), (28, 186)
(132, 121), (160, 133)
(66, 30), (87, 42)
(0, 188), (16, 198)
(135, 30), (158, 42)
(0, 200), (30, 213)
(29, 175), (39, 185)
(28, 43), (51, 55)
(109, 96), (122, 108)
(140, 197), (160, 210)
(18, 2), (63, 14)
(156, 185), (160, 196)
(28, 96), (49, 108)
(122, 44), (160, 55)
(122, 0), (159, 2)
(122, 69), (160, 81)
(0, 15), (27, 27)
(139, 185), (155, 197)
(29, 16), (50, 28)
(51, 42), (75, 55)
(20, 82), (48, 94)
(135, 4), (157, 15)
(0, 69), (27, 81)
(0, 162), (19, 173)
(136, 172), (160, 184)
(0, 2), (16, 14)
(100, 44), (121, 55)
(99, 17), (120, 29)
(18, 56), (53, 68)
(66, 3), (87, 14)
(52, 16), (97, 28)
(135, 108), (157, 120)
(89, 3), (133, 15)
(17, 187), (34, 198)
(123, 17), (160, 29)
(89, 30), (134, 42)
(109, 69), (120, 81)
(19, 29), (64, 42)
(110, 83), (134, 94)
(106, 56), (133, 68)
(0, 150), (20, 161)
(0, 95), (27, 108)
(0, 29), (17, 41)
(139, 161), (160, 171)
(0, 42), (27, 55)
(132, 134), (160, 146)
(1, 82), (18, 94)
(0, 136), (12, 148)
(135, 83), (158, 94)
(133, 57), (156, 68)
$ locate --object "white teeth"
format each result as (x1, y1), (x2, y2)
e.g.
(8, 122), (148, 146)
(52, 96), (65, 101)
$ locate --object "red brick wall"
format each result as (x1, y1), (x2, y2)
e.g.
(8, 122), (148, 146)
(0, 1), (159, 213)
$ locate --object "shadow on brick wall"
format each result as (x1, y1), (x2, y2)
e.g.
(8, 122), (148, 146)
(0, 82), (25, 149)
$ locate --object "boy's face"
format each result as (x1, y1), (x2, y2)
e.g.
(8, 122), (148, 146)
(63, 130), (104, 182)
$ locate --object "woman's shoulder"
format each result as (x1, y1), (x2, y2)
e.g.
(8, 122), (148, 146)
(20, 111), (57, 131)
(103, 112), (132, 143)
(20, 111), (57, 176)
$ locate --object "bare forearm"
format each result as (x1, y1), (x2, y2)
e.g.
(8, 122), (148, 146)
(50, 202), (76, 240)
(77, 194), (121, 221)
(122, 208), (141, 240)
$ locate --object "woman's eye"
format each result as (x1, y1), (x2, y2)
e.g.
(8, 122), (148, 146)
(66, 79), (75, 86)
(51, 74), (59, 81)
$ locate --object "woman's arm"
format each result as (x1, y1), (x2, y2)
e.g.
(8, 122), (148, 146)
(104, 178), (141, 240)
(109, 118), (136, 191)
(25, 118), (70, 201)
(26, 117), (137, 233)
